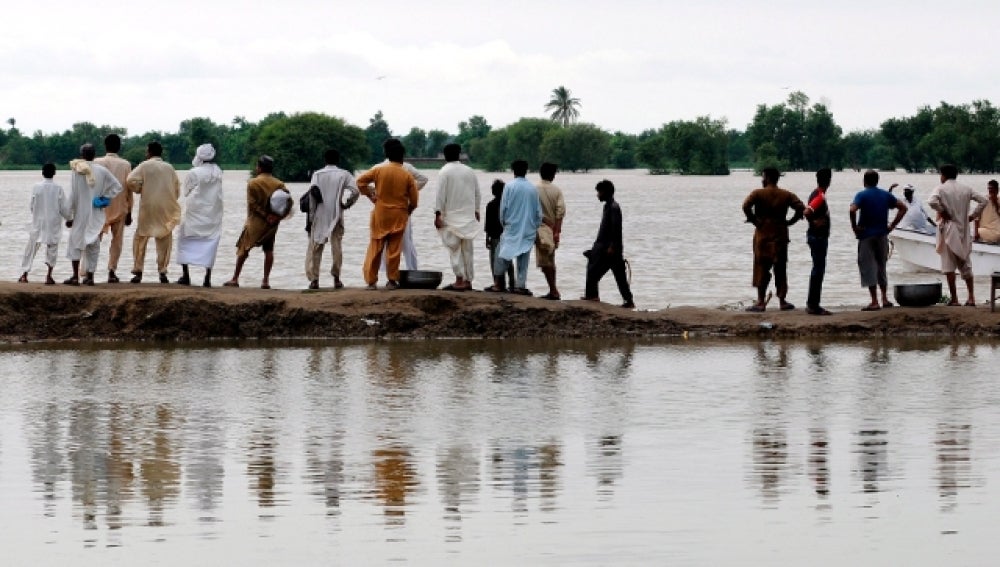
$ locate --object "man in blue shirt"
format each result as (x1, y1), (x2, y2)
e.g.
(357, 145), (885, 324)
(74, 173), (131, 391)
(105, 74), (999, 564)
(849, 170), (908, 311)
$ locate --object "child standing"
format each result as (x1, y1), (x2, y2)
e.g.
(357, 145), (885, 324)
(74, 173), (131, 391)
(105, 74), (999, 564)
(484, 179), (515, 290)
(19, 163), (70, 284)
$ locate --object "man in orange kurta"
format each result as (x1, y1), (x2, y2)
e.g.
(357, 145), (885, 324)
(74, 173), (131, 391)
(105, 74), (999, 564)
(356, 139), (419, 289)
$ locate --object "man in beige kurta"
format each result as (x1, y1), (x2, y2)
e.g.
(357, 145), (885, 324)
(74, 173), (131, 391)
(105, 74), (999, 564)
(94, 133), (132, 283)
(927, 164), (987, 306)
(126, 141), (181, 283)
(975, 180), (1000, 243)
(535, 162), (566, 300)
(224, 155), (289, 289)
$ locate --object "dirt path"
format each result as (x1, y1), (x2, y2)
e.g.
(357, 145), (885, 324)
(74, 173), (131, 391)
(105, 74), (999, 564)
(1, 282), (998, 343)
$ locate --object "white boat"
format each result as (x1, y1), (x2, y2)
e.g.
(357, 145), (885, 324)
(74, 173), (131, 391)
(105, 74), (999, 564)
(889, 228), (1000, 275)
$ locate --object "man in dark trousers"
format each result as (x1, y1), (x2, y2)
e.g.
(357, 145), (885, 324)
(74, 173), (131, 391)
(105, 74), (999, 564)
(581, 179), (634, 309)
(804, 168), (832, 315)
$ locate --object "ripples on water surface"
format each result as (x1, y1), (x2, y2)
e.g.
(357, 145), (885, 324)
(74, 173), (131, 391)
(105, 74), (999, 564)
(1, 340), (999, 565)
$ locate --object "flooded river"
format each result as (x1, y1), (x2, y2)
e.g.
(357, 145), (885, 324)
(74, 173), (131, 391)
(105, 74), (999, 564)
(2, 339), (999, 565)
(1, 168), (996, 308)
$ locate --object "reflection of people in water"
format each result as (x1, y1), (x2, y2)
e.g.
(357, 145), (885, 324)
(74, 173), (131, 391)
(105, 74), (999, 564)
(372, 441), (418, 525)
(855, 428), (888, 494)
(140, 405), (182, 526)
(809, 428), (830, 498)
(936, 423), (972, 512)
(247, 429), (278, 508)
(437, 444), (481, 538)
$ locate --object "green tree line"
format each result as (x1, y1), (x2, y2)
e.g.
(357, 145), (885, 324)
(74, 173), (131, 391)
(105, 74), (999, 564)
(2, 91), (998, 177)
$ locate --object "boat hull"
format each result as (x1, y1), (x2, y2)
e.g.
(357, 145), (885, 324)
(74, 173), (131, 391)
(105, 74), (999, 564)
(889, 229), (1000, 276)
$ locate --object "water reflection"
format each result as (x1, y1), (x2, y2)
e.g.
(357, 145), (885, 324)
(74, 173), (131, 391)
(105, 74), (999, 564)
(371, 439), (418, 527)
(436, 444), (481, 543)
(4, 339), (1000, 564)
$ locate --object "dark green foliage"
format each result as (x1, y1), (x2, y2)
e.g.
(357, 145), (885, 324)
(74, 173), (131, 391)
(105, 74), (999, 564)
(745, 92), (842, 172)
(637, 117), (730, 175)
(402, 127), (427, 158)
(364, 110), (392, 165)
(251, 112), (368, 181)
(539, 123), (611, 172)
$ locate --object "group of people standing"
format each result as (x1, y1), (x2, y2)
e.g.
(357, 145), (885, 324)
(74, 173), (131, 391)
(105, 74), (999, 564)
(18, 136), (635, 309)
(20, 135), (224, 287)
(742, 165), (998, 314)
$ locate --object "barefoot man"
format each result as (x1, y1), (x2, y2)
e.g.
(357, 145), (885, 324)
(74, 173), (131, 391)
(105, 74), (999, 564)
(742, 167), (805, 312)
(927, 164), (987, 306)
(434, 143), (481, 291)
(225, 155), (290, 289)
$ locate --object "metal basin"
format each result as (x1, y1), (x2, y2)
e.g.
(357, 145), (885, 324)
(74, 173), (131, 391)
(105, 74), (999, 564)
(399, 270), (442, 289)
(893, 282), (942, 307)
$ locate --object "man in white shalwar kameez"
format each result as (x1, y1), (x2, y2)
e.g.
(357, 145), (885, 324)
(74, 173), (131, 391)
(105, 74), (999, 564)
(175, 143), (224, 287)
(19, 163), (70, 284)
(927, 164), (987, 306)
(65, 144), (123, 286)
(305, 149), (359, 290)
(434, 144), (481, 290)
(360, 142), (428, 272)
(485, 160), (542, 295)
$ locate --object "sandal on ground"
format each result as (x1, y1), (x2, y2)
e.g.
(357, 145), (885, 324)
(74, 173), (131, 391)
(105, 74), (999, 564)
(882, 301), (894, 308)
(745, 304), (766, 312)
(807, 307), (832, 315)
(779, 302), (795, 311)
(260, 283), (271, 289)
(45, 277), (56, 285)
(540, 292), (561, 300)
(965, 300), (977, 307)
(511, 287), (533, 296)
(579, 296), (600, 302)
(223, 280), (239, 287)
(947, 301), (961, 306)
(443, 284), (466, 291)
(861, 304), (881, 311)
(365, 284), (378, 290)
(621, 301), (636, 309)
(484, 285), (507, 293)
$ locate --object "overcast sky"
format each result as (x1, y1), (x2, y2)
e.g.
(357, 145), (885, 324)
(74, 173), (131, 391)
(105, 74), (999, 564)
(3, 0), (998, 138)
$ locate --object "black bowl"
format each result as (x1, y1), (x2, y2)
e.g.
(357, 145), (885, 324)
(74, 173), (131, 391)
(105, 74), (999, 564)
(399, 270), (443, 289)
(893, 283), (942, 307)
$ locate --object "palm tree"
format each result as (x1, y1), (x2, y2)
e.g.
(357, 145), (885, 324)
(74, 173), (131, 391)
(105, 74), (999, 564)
(544, 86), (581, 127)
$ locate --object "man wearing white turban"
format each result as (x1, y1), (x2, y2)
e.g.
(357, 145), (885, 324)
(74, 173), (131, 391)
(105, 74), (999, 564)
(176, 143), (224, 287)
